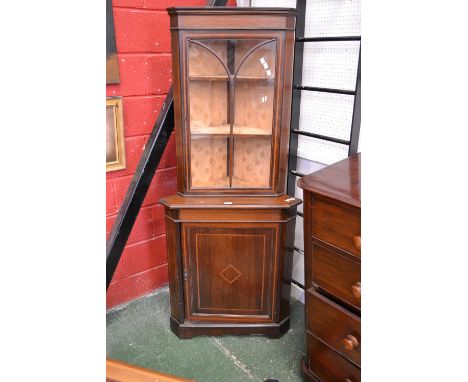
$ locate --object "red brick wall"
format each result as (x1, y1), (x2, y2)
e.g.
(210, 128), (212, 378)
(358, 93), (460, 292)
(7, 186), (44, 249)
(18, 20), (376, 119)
(106, 0), (236, 309)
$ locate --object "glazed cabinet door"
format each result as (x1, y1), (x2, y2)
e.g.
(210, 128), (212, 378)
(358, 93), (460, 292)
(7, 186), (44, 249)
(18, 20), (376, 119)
(183, 223), (278, 321)
(185, 37), (280, 193)
(232, 40), (276, 189)
(188, 39), (230, 189)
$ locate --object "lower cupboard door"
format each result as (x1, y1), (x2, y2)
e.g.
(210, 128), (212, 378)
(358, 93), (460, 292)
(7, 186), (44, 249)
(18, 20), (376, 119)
(183, 224), (277, 321)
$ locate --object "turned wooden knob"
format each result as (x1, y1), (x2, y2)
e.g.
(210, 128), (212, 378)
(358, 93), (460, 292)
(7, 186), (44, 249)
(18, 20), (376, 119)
(352, 235), (361, 251)
(342, 335), (359, 351)
(351, 282), (361, 299)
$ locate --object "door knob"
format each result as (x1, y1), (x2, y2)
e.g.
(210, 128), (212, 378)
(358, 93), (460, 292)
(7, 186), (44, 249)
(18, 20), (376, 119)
(352, 235), (361, 251)
(351, 282), (361, 299)
(342, 335), (359, 351)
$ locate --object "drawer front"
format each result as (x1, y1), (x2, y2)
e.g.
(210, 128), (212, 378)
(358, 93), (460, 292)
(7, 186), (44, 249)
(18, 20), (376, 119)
(312, 243), (361, 310)
(307, 333), (360, 382)
(312, 197), (360, 256)
(307, 289), (361, 366)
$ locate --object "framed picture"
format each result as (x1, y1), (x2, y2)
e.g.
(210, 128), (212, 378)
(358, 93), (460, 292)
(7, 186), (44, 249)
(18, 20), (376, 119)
(106, 0), (120, 84)
(106, 97), (126, 172)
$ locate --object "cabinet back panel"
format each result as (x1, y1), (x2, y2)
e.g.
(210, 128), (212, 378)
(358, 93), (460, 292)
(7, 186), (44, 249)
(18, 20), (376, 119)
(190, 137), (229, 188)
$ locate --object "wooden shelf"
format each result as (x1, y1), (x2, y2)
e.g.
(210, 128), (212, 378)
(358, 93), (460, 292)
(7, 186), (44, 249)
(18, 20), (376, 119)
(189, 75), (274, 82)
(237, 76), (274, 81)
(231, 176), (269, 188)
(190, 124), (272, 137)
(189, 75), (228, 81)
(192, 177), (229, 188)
(191, 176), (269, 189)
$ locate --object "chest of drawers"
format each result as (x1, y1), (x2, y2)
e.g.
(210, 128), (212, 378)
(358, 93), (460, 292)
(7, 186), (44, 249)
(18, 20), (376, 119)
(298, 154), (361, 382)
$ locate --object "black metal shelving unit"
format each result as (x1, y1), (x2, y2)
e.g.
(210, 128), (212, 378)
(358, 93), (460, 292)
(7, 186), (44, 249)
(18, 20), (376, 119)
(286, 0), (362, 293)
(287, 0), (361, 198)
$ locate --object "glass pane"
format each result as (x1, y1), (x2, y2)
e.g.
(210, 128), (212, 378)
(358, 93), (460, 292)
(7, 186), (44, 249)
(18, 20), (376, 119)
(190, 137), (229, 188)
(188, 40), (230, 188)
(235, 40), (276, 79)
(232, 40), (276, 188)
(188, 40), (229, 78)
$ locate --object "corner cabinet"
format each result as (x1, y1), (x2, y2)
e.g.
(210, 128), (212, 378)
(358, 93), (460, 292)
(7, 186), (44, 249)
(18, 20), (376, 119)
(161, 7), (299, 339)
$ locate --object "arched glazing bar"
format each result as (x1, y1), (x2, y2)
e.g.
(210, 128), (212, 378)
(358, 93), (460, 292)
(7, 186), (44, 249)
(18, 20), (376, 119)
(187, 38), (278, 189)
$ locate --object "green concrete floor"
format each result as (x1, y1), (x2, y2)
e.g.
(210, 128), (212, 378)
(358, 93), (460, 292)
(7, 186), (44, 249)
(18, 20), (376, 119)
(107, 286), (306, 382)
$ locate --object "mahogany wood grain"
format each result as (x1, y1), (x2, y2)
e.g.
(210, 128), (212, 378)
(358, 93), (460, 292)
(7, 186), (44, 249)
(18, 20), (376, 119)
(312, 197), (361, 257)
(165, 216), (184, 323)
(307, 289), (361, 366)
(181, 30), (283, 195)
(305, 334), (361, 382)
(179, 209), (280, 222)
(162, 200), (298, 337)
(312, 242), (361, 310)
(298, 154), (360, 208)
(168, 8), (296, 31)
(106, 359), (192, 382)
(160, 194), (301, 210)
(168, 8), (296, 196)
(299, 154), (361, 380)
(170, 24), (186, 195)
(277, 29), (296, 192)
(163, 7), (298, 339)
(279, 216), (295, 322)
(170, 316), (289, 339)
(184, 224), (276, 319)
(303, 191), (314, 290)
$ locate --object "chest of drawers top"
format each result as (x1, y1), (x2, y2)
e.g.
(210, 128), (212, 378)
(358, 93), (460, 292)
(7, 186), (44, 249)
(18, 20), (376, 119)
(297, 154), (360, 209)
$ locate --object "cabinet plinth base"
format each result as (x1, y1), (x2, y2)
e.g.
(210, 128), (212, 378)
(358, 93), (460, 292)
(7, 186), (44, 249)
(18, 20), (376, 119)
(170, 316), (290, 339)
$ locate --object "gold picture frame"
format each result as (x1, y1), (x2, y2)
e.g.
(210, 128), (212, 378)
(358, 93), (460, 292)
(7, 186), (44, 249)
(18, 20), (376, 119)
(106, 97), (126, 172)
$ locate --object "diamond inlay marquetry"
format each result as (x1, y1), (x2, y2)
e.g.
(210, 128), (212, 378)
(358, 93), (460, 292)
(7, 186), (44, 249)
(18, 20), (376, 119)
(219, 264), (242, 284)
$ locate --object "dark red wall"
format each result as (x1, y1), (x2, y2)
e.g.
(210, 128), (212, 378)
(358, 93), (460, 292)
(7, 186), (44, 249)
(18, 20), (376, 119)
(106, 0), (236, 309)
